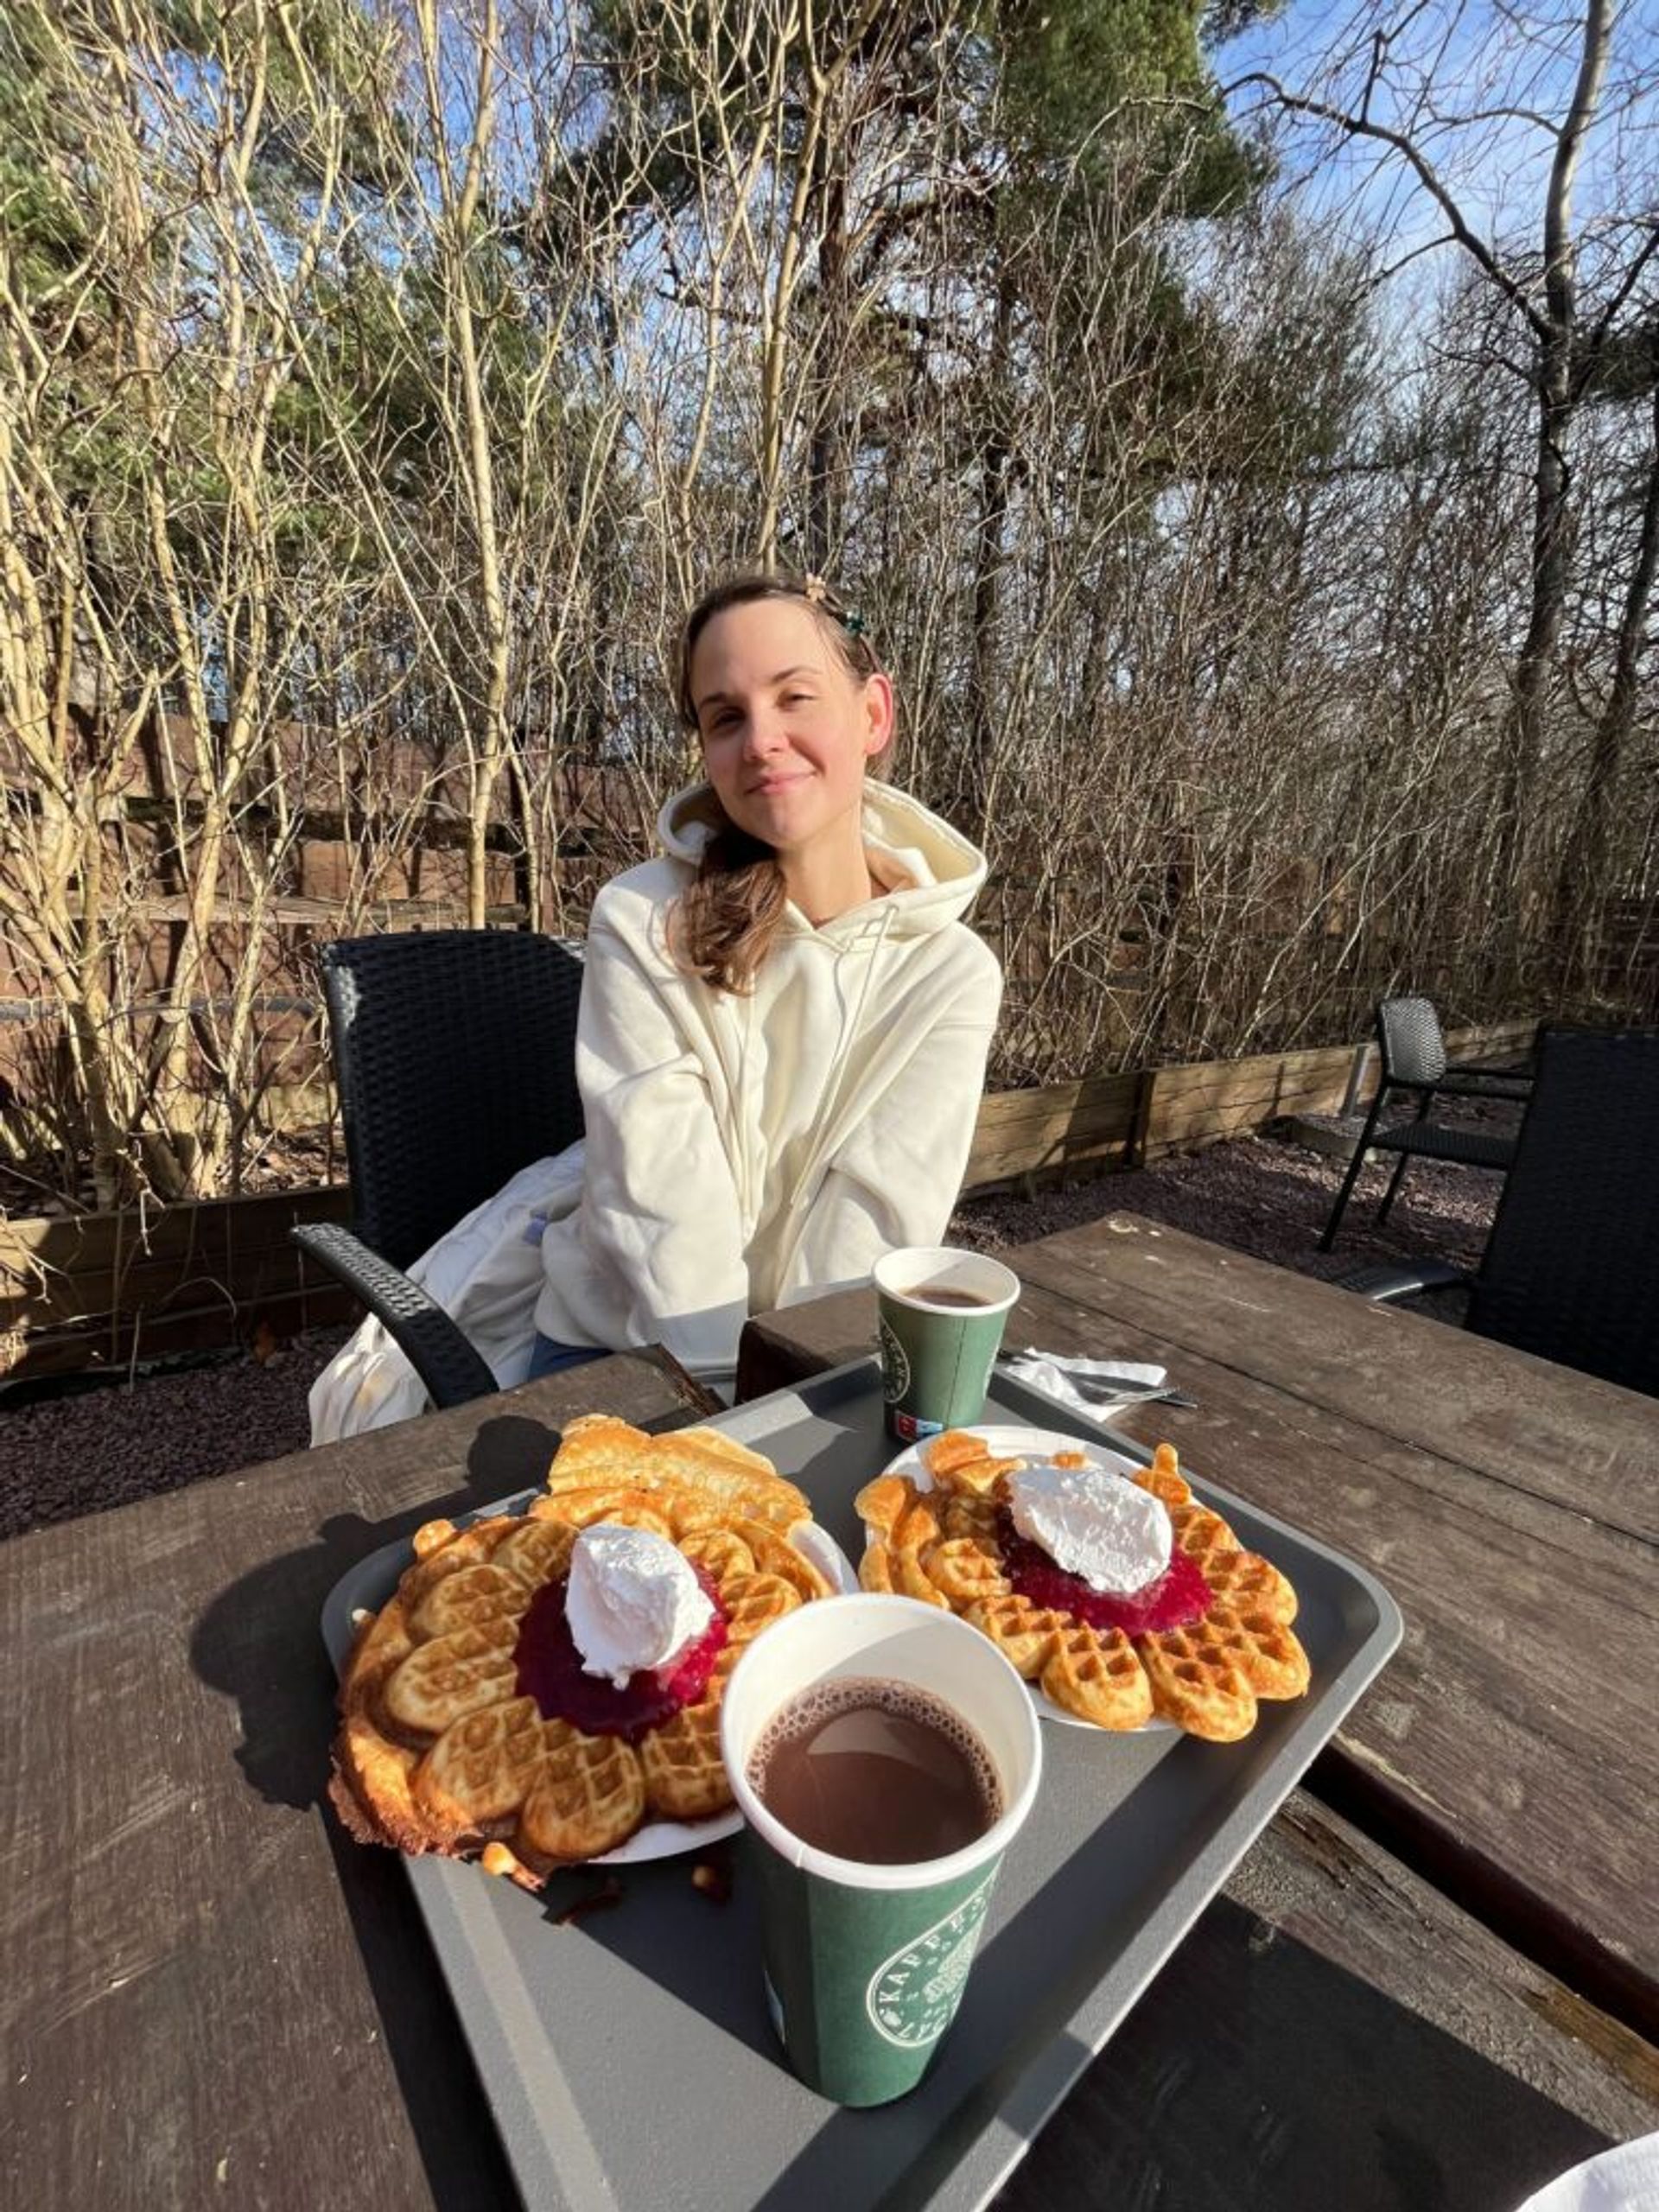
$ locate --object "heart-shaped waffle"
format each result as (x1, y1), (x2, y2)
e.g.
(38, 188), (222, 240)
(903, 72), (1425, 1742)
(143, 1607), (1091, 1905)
(1040, 1619), (1154, 1732)
(857, 1433), (1309, 1741)
(331, 1422), (835, 1879)
(638, 1650), (742, 1821)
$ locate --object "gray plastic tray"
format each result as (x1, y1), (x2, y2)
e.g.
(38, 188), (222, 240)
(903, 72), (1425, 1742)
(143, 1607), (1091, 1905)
(321, 1359), (1402, 2212)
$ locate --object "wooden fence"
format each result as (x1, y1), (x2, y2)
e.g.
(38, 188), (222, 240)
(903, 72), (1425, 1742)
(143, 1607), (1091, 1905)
(14, 712), (1638, 1111)
(0, 1019), (1536, 1382)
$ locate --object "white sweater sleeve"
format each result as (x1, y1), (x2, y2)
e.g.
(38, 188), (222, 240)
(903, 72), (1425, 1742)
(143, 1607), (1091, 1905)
(776, 951), (1001, 1302)
(550, 896), (753, 1371)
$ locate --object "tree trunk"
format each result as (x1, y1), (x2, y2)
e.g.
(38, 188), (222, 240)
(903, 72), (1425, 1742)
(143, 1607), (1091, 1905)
(1502, 343), (1577, 844)
(804, 150), (849, 573)
(1503, 3), (1609, 865)
(1554, 375), (1659, 983)
(965, 269), (1016, 829)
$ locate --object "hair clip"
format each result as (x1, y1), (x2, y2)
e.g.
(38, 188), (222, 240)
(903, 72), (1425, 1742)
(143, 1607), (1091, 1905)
(802, 574), (829, 605)
(842, 609), (867, 638)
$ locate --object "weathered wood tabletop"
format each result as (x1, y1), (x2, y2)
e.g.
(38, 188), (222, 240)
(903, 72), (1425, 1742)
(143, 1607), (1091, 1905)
(3, 1255), (1655, 2212)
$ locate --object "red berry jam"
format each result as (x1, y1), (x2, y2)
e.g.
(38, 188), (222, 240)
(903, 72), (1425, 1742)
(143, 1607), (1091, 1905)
(512, 1566), (728, 1742)
(997, 1510), (1211, 1637)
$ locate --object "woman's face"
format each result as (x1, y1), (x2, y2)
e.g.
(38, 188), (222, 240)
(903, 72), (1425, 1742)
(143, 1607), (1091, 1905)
(689, 599), (893, 860)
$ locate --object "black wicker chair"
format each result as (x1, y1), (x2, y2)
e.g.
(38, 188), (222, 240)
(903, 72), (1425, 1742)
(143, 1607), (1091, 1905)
(292, 931), (586, 1408)
(1332, 1025), (1659, 1397)
(1318, 995), (1528, 1252)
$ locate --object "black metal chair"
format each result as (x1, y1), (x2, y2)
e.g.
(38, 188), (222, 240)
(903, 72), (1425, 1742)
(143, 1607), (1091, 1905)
(1334, 1024), (1659, 1398)
(1318, 996), (1527, 1251)
(292, 930), (586, 1408)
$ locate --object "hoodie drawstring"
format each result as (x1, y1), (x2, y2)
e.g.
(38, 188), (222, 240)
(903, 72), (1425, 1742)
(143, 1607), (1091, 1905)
(782, 902), (898, 1229)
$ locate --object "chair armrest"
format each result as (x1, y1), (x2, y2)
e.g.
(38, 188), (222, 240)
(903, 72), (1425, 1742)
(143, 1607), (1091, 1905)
(1330, 1259), (1471, 1303)
(291, 1222), (500, 1409)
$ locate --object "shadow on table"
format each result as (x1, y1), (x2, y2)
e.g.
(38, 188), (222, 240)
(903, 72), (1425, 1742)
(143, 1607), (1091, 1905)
(188, 1410), (570, 1809)
(187, 1409), (573, 2212)
(980, 1890), (1614, 2212)
(744, 1888), (1613, 2212)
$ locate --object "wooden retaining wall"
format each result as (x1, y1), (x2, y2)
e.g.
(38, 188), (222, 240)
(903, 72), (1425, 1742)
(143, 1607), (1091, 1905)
(1, 1185), (356, 1382)
(961, 1019), (1538, 1186)
(1, 1019), (1537, 1382)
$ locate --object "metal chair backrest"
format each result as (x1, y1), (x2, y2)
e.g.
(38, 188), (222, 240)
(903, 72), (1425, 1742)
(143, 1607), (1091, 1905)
(318, 930), (586, 1270)
(1376, 996), (1447, 1090)
(1468, 1024), (1659, 1397)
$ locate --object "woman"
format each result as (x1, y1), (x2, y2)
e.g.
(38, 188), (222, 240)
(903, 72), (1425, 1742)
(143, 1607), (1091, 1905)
(309, 570), (1000, 1440)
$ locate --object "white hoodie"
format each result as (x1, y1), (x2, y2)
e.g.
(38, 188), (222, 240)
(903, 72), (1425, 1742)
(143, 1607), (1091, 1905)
(531, 779), (1001, 1375)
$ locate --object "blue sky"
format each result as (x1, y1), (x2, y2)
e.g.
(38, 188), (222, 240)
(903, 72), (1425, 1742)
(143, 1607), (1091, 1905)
(1214, 0), (1659, 289)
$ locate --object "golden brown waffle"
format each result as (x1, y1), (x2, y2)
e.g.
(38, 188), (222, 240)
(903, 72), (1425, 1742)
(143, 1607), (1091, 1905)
(924, 1430), (1022, 1495)
(676, 1528), (755, 1587)
(532, 1485), (677, 1537)
(1170, 1503), (1236, 1560)
(331, 1425), (834, 1878)
(493, 1517), (579, 1587)
(416, 1696), (546, 1830)
(727, 1518), (831, 1602)
(941, 1492), (1001, 1544)
(547, 1415), (810, 1532)
(963, 1591), (1069, 1677)
(638, 1682), (733, 1821)
(1137, 1620), (1258, 1740)
(1173, 1506), (1299, 1625)
(1200, 1603), (1312, 1701)
(397, 1515), (520, 1614)
(922, 1534), (1010, 1606)
(858, 1541), (895, 1593)
(886, 1491), (951, 1606)
(380, 1618), (519, 1736)
(720, 1571), (803, 1645)
(520, 1722), (649, 1861)
(856, 1433), (1308, 1741)
(854, 1473), (910, 1537)
(1040, 1620), (1154, 1730)
(1140, 1441), (1192, 1509)
(410, 1562), (531, 1642)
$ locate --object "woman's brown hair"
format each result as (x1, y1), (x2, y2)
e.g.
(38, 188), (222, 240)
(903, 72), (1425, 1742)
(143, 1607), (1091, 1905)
(671, 570), (885, 995)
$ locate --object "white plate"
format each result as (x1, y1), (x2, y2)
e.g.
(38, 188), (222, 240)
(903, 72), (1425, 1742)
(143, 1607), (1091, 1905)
(869, 1425), (1177, 1735)
(589, 1807), (742, 1867)
(589, 1518), (859, 1866)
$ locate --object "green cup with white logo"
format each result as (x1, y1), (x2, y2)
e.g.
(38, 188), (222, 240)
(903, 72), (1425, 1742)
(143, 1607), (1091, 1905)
(873, 1247), (1022, 1445)
(720, 1594), (1042, 2107)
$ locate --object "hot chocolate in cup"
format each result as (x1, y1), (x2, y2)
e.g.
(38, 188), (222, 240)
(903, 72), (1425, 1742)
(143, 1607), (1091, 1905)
(872, 1246), (1021, 1443)
(721, 1593), (1042, 2106)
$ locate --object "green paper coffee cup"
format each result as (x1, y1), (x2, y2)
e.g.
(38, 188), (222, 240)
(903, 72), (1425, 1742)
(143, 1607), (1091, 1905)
(872, 1246), (1021, 1443)
(721, 1594), (1042, 2107)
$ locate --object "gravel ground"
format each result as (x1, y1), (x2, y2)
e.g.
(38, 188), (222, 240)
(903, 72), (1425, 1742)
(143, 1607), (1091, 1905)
(0, 1115), (1517, 1543)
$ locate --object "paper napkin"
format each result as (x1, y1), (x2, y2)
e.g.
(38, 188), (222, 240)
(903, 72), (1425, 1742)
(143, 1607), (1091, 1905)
(999, 1350), (1169, 1415)
(1516, 2133), (1659, 2212)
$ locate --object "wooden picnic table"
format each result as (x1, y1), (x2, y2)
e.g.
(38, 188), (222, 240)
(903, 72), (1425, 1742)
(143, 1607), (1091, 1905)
(3, 1224), (1656, 2210)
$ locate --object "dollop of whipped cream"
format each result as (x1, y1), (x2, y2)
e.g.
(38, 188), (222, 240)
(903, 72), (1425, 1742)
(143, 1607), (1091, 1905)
(565, 1524), (715, 1689)
(1005, 1463), (1173, 1594)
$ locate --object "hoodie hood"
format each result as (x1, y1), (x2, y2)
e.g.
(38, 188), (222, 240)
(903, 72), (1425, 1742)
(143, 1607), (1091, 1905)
(656, 779), (988, 941)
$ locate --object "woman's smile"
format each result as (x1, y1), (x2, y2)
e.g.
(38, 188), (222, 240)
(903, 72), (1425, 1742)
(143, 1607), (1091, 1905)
(690, 599), (892, 887)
